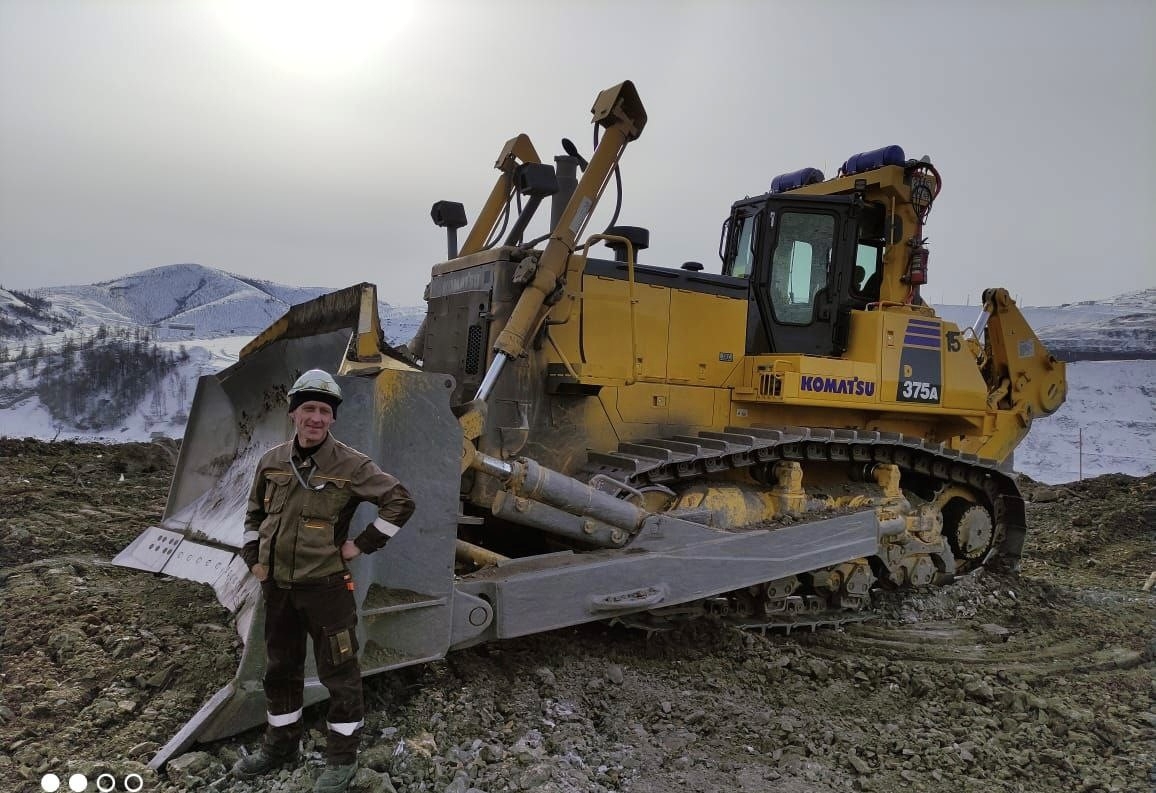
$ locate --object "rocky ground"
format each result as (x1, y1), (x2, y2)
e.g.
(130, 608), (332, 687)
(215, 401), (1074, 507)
(1, 438), (1153, 793)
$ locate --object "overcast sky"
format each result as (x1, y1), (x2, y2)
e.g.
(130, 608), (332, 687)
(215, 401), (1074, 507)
(1, 0), (1152, 308)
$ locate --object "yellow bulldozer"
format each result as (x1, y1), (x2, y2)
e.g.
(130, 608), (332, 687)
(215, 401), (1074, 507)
(115, 81), (1067, 766)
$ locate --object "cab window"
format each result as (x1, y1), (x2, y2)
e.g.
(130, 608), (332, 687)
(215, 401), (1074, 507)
(769, 212), (835, 325)
(727, 210), (760, 279)
(853, 205), (886, 301)
(853, 243), (882, 301)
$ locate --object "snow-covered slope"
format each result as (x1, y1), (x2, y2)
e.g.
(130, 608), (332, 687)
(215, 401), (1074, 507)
(0, 286), (75, 338)
(0, 335), (249, 440)
(380, 303), (426, 348)
(1015, 360), (1155, 482)
(0, 288), (27, 311)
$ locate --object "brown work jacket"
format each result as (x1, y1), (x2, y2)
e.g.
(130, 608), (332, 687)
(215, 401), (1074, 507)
(241, 433), (415, 584)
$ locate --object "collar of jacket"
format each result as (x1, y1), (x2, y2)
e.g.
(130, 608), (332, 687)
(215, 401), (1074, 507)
(283, 432), (340, 470)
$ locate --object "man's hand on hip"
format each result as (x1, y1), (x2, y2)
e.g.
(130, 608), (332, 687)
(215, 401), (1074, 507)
(250, 563), (269, 582)
(341, 540), (362, 561)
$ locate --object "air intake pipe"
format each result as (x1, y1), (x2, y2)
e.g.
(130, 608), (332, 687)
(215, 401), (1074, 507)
(551, 154), (580, 231)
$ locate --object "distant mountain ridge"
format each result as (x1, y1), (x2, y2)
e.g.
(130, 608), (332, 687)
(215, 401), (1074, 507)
(4, 263), (397, 339)
(81, 264), (325, 328)
(934, 287), (1156, 361)
(1026, 287), (1156, 360)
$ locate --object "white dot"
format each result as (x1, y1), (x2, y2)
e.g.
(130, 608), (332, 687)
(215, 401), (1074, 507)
(40, 774), (61, 793)
(68, 774), (88, 792)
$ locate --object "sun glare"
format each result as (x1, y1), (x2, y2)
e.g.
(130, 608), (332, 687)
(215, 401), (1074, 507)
(213, 0), (415, 76)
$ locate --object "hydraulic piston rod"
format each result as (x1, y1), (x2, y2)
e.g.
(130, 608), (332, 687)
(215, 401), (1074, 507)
(470, 450), (648, 534)
(474, 353), (508, 402)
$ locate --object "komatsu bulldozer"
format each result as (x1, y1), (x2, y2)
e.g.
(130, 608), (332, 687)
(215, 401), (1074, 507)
(115, 81), (1067, 767)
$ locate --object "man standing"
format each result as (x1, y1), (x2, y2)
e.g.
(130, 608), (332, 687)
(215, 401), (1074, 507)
(233, 369), (415, 793)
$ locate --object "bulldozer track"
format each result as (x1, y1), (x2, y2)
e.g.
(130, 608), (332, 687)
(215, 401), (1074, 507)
(579, 424), (1025, 571)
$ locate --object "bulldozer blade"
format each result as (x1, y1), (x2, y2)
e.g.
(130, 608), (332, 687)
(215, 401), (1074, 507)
(114, 285), (463, 768)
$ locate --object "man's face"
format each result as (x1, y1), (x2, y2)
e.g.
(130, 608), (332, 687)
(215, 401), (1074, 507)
(289, 400), (334, 447)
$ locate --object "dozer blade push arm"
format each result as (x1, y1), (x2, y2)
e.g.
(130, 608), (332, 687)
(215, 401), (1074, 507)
(975, 288), (1067, 462)
(474, 81), (647, 401)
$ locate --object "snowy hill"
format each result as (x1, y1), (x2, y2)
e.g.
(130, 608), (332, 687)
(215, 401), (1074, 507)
(6, 263), (396, 340)
(0, 285), (75, 338)
(1, 269), (1153, 484)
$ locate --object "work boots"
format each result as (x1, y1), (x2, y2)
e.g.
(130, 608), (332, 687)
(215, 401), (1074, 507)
(314, 762), (358, 793)
(231, 745), (299, 779)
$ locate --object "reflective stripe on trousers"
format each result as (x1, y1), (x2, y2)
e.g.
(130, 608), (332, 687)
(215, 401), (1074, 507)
(328, 719), (364, 736)
(268, 708), (303, 727)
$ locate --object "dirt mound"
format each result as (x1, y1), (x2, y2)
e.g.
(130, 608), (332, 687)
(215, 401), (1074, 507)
(1021, 473), (1155, 588)
(1, 440), (1153, 793)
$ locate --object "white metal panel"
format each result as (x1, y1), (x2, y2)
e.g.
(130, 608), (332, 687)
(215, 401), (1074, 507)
(161, 540), (235, 585)
(110, 526), (183, 573)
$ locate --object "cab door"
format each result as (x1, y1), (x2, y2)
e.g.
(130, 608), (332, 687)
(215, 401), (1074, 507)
(721, 195), (859, 357)
(754, 202), (845, 356)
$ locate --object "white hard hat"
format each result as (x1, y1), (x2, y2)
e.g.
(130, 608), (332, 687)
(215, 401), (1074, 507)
(287, 369), (343, 409)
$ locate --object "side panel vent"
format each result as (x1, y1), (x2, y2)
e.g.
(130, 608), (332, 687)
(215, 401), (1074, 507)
(759, 372), (783, 398)
(464, 325), (484, 374)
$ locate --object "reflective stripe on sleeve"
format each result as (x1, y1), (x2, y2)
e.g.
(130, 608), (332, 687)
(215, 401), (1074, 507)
(267, 708), (303, 727)
(372, 517), (400, 537)
(327, 719), (364, 736)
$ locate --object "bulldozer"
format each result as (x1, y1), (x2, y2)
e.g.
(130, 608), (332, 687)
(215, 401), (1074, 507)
(115, 81), (1067, 768)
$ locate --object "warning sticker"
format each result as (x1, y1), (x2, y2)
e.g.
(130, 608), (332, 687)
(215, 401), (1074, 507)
(569, 196), (594, 237)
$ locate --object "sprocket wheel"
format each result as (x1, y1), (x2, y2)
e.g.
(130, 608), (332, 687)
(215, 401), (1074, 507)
(934, 485), (997, 570)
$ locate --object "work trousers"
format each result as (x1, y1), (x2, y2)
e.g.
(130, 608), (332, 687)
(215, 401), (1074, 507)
(261, 577), (364, 764)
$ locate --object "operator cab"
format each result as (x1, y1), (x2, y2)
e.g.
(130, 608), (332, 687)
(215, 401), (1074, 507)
(721, 189), (886, 357)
